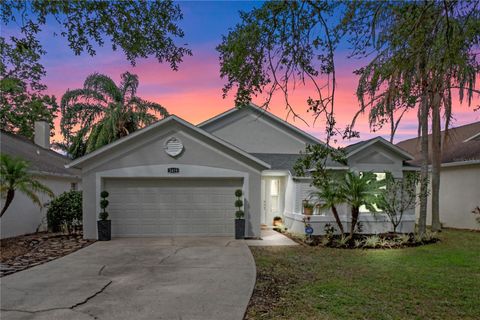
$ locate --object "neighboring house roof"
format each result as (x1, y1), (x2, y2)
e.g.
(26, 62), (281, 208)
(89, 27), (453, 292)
(0, 130), (80, 178)
(345, 136), (414, 160)
(66, 115), (271, 170)
(198, 103), (324, 146)
(396, 121), (480, 165)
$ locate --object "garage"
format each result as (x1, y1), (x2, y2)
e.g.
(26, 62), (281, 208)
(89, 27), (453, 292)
(104, 178), (243, 237)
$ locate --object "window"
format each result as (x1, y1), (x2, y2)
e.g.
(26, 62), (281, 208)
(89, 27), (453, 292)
(359, 172), (385, 213)
(270, 179), (280, 213)
(70, 182), (78, 191)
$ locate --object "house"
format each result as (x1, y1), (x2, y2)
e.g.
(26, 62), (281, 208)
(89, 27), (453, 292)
(67, 105), (417, 239)
(0, 121), (81, 239)
(397, 121), (480, 230)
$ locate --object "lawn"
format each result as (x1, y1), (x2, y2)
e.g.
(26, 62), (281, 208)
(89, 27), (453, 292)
(245, 229), (480, 320)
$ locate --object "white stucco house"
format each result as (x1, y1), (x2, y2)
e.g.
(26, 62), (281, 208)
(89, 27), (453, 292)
(67, 105), (418, 239)
(0, 122), (81, 239)
(397, 121), (480, 231)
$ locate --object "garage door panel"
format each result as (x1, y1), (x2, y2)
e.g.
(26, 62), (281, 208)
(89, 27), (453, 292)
(104, 178), (242, 237)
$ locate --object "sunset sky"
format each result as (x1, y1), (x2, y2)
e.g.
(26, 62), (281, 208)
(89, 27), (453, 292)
(8, 1), (480, 146)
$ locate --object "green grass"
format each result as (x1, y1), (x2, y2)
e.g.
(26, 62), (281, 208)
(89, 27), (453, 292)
(246, 230), (480, 320)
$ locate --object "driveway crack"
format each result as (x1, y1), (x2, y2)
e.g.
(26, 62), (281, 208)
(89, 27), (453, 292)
(1, 280), (113, 314)
(71, 280), (113, 309)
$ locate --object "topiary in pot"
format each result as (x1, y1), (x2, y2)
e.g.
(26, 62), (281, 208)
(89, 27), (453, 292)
(97, 190), (111, 241)
(234, 189), (245, 239)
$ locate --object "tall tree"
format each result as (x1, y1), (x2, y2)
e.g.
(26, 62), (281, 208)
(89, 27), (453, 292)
(217, 1), (344, 144)
(343, 1), (480, 233)
(1, 0), (190, 139)
(0, 154), (54, 217)
(60, 72), (169, 158)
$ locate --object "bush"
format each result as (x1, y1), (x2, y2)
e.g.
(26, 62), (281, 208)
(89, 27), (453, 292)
(47, 191), (82, 233)
(235, 210), (244, 219)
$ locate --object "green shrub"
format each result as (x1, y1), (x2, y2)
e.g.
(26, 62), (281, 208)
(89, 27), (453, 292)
(235, 210), (245, 219)
(47, 191), (82, 233)
(234, 199), (243, 208)
(235, 189), (243, 197)
(364, 235), (381, 248)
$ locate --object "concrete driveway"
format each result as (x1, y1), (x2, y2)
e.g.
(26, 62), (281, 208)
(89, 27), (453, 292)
(0, 237), (256, 320)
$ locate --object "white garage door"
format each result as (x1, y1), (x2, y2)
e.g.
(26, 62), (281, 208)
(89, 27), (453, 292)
(104, 178), (242, 237)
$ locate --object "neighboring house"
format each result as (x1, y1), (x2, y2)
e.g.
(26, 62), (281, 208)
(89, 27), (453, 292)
(67, 105), (417, 239)
(0, 121), (81, 239)
(397, 121), (480, 230)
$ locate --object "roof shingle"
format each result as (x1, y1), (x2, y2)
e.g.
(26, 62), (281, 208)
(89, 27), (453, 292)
(1, 131), (80, 178)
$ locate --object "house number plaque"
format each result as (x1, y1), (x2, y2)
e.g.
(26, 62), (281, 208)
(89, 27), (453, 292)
(167, 167), (180, 174)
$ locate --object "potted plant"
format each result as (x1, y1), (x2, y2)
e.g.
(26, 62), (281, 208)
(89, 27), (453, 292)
(303, 200), (314, 215)
(234, 189), (245, 239)
(97, 191), (111, 241)
(273, 216), (283, 226)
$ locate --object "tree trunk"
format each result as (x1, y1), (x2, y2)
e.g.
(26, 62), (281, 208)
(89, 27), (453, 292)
(431, 91), (442, 232)
(418, 89), (429, 236)
(0, 189), (15, 218)
(350, 206), (359, 238)
(331, 205), (345, 234)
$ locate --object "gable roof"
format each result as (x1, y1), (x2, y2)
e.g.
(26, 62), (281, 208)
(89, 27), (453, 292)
(66, 115), (271, 170)
(345, 136), (414, 160)
(396, 121), (480, 165)
(198, 104), (324, 145)
(1, 130), (80, 178)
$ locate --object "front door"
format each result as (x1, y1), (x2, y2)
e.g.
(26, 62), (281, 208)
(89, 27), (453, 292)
(261, 177), (283, 226)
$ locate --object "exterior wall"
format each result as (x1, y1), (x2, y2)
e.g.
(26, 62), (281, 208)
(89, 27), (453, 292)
(416, 164), (480, 230)
(80, 122), (264, 239)
(0, 176), (81, 239)
(201, 109), (311, 154)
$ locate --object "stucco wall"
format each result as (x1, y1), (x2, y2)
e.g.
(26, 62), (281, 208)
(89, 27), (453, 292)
(79, 121), (264, 239)
(417, 164), (480, 230)
(201, 109), (310, 154)
(0, 176), (81, 239)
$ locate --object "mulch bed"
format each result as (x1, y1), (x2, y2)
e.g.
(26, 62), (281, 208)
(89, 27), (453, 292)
(0, 232), (94, 277)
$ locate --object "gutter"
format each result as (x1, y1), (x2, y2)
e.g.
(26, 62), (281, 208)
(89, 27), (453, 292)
(440, 160), (480, 168)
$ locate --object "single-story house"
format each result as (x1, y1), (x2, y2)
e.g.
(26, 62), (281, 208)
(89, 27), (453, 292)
(0, 121), (81, 239)
(397, 121), (480, 230)
(67, 105), (418, 239)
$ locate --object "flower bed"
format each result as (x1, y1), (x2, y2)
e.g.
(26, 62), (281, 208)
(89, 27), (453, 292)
(0, 232), (94, 277)
(284, 230), (439, 249)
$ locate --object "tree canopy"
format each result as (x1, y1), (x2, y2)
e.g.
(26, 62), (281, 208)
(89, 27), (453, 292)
(59, 72), (169, 158)
(0, 0), (190, 140)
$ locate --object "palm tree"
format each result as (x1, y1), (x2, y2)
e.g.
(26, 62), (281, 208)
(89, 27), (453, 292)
(0, 154), (54, 217)
(340, 171), (384, 238)
(309, 177), (345, 235)
(60, 72), (169, 158)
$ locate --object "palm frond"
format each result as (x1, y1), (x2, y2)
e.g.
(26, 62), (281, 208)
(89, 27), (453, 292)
(120, 72), (139, 101)
(84, 73), (122, 103)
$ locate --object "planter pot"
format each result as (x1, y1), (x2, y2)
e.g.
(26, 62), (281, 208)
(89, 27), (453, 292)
(273, 218), (283, 227)
(303, 207), (313, 215)
(97, 220), (111, 241)
(235, 219), (245, 239)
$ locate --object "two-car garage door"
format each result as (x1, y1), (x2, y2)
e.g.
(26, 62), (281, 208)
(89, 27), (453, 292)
(104, 178), (242, 237)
